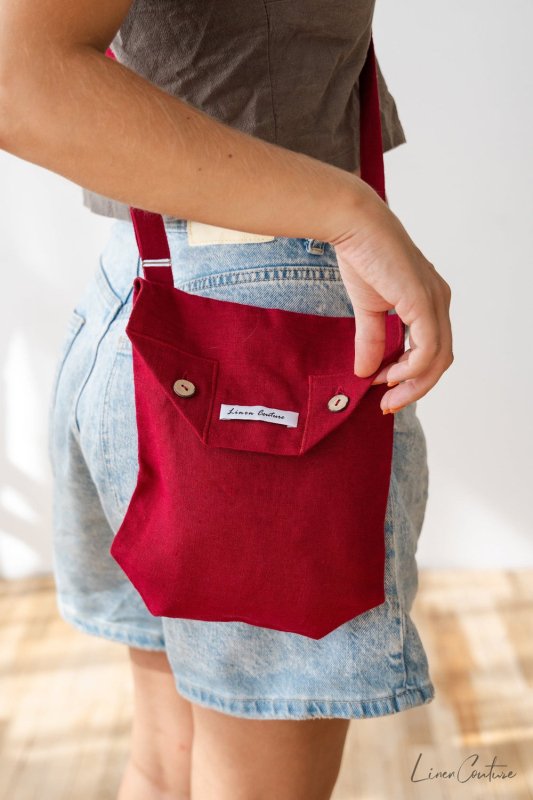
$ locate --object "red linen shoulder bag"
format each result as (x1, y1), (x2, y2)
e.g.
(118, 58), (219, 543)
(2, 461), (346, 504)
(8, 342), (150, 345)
(105, 36), (405, 639)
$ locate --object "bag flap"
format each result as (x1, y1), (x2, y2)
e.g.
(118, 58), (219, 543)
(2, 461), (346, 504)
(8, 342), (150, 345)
(126, 278), (405, 456)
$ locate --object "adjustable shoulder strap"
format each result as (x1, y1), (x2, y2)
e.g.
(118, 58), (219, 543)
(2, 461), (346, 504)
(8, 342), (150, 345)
(104, 47), (173, 285)
(358, 36), (386, 203)
(104, 33), (385, 282)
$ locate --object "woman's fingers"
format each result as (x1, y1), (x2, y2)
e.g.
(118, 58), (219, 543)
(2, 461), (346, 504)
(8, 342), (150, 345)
(334, 213), (454, 414)
(370, 349), (410, 386)
(351, 308), (389, 377)
(378, 275), (454, 412)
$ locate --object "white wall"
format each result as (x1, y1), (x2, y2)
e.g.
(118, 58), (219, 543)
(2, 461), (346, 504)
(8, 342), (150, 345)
(1, 0), (532, 577)
(0, 154), (114, 578)
(374, 0), (533, 568)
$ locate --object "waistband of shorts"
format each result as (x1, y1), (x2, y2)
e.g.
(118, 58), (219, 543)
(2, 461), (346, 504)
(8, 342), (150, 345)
(163, 217), (188, 232)
(119, 216), (330, 254)
(164, 218), (277, 234)
(165, 217), (271, 235)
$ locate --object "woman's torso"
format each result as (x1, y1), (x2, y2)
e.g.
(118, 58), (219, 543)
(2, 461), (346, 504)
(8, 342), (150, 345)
(82, 0), (403, 221)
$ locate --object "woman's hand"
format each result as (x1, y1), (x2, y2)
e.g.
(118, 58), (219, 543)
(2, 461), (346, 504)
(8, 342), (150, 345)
(330, 194), (454, 414)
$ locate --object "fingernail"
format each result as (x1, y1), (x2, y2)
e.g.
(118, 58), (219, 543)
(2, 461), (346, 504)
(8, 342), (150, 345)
(387, 380), (399, 387)
(383, 406), (402, 415)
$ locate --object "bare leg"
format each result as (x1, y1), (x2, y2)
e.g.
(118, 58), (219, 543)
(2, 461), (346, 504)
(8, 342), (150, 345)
(116, 645), (350, 800)
(190, 704), (350, 800)
(117, 647), (194, 800)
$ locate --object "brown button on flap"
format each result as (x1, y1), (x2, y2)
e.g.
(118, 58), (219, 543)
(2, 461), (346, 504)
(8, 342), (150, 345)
(125, 280), (405, 457)
(300, 316), (405, 455)
(301, 371), (377, 454)
(327, 393), (350, 412)
(173, 378), (196, 397)
(127, 330), (218, 444)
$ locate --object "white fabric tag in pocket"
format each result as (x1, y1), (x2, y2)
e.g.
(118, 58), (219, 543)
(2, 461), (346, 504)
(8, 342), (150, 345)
(219, 404), (299, 428)
(187, 219), (276, 246)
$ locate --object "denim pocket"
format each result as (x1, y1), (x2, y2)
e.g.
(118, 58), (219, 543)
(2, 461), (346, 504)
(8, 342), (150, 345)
(47, 308), (86, 467)
(100, 335), (139, 523)
(176, 266), (354, 317)
(48, 310), (86, 418)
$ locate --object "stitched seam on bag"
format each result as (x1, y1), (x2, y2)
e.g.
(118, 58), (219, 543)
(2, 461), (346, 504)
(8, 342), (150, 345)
(202, 360), (219, 442)
(299, 375), (315, 455)
(125, 329), (219, 367)
(121, 329), (219, 445)
(300, 371), (375, 454)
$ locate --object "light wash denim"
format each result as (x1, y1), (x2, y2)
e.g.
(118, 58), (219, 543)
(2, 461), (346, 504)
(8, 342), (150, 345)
(48, 218), (435, 720)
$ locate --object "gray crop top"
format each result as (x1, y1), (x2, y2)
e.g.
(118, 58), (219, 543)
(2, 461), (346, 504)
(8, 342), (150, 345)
(82, 0), (406, 221)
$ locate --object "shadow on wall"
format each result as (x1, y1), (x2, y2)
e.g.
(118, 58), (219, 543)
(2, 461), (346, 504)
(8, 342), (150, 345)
(0, 155), (112, 578)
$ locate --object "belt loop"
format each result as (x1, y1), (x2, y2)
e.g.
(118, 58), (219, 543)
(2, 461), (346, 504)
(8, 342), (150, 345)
(304, 238), (325, 255)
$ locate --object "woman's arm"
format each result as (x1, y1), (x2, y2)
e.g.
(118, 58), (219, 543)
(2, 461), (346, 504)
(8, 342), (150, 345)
(0, 0), (372, 241)
(0, 0), (453, 409)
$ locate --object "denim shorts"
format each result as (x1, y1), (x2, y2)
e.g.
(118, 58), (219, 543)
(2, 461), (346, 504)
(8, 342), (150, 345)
(48, 217), (435, 720)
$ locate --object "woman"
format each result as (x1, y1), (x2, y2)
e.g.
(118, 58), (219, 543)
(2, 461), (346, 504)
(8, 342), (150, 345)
(0, 0), (453, 797)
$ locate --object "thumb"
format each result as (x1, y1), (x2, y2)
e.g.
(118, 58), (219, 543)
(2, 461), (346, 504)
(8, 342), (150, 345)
(353, 309), (387, 378)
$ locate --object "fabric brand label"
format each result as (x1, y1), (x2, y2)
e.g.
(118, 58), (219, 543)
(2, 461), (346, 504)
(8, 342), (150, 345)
(187, 219), (276, 246)
(219, 404), (299, 428)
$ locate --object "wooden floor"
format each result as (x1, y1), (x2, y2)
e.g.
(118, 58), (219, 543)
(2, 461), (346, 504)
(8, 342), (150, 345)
(0, 571), (532, 800)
